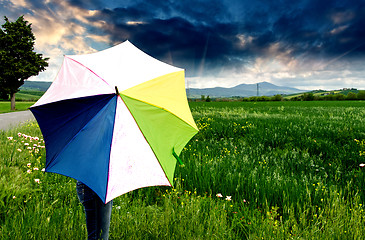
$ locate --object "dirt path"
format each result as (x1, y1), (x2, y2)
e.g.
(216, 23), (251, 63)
(0, 110), (35, 131)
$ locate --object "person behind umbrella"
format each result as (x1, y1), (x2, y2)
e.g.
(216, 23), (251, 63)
(76, 181), (113, 240)
(29, 40), (199, 239)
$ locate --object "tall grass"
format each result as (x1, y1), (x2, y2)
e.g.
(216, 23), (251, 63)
(1, 101), (365, 239)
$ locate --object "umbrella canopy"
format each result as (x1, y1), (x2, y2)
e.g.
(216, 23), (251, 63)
(30, 40), (198, 203)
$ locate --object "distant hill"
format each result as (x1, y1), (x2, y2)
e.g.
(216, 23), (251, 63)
(187, 82), (305, 98)
(284, 88), (361, 99)
(19, 80), (307, 98)
(21, 81), (52, 92)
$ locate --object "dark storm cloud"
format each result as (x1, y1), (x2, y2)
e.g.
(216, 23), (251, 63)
(170, 0), (232, 24)
(67, 0), (103, 9)
(14, 0), (361, 78)
(272, 0), (365, 57)
(130, 20), (241, 67)
(98, 6), (254, 74)
(82, 0), (364, 77)
(86, 5), (245, 76)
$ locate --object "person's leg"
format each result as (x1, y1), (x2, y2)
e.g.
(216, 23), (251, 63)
(98, 199), (113, 240)
(77, 181), (113, 240)
(76, 181), (99, 240)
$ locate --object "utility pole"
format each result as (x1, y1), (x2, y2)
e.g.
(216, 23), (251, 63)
(186, 79), (190, 99)
(257, 83), (259, 96)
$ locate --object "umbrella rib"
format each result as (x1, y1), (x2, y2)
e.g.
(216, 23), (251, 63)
(119, 95), (172, 185)
(47, 95), (114, 146)
(104, 97), (118, 203)
(66, 56), (113, 90)
(121, 93), (198, 131)
(47, 95), (116, 170)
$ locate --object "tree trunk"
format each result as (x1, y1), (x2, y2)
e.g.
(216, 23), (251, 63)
(11, 92), (16, 111)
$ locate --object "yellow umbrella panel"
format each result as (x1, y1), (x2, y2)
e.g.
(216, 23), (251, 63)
(120, 70), (199, 184)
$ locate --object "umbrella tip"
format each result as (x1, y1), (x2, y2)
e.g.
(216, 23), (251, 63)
(115, 86), (119, 96)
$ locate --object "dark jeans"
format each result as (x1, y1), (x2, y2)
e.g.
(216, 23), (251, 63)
(76, 181), (113, 240)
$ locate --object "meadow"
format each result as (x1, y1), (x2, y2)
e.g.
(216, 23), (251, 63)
(0, 102), (35, 113)
(1, 101), (365, 239)
(0, 90), (41, 113)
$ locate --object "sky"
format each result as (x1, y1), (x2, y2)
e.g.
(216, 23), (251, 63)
(1, 0), (364, 90)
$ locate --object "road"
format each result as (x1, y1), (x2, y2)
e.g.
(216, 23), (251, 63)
(0, 110), (35, 131)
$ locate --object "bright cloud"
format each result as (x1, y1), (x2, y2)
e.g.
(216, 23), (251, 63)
(5, 0), (112, 81)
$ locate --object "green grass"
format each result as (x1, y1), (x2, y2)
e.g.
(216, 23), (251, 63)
(0, 102), (35, 113)
(0, 90), (42, 110)
(1, 101), (365, 239)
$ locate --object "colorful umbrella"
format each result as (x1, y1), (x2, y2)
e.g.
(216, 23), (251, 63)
(30, 40), (198, 203)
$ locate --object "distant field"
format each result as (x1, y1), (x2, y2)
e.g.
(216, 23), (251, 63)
(18, 90), (45, 97)
(284, 89), (359, 99)
(15, 90), (44, 102)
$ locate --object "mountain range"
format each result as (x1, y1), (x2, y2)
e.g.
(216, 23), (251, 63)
(22, 81), (305, 98)
(187, 82), (305, 98)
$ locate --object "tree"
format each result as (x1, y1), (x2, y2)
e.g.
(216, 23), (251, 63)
(346, 92), (357, 100)
(0, 87), (8, 100)
(301, 93), (314, 101)
(0, 16), (48, 110)
(271, 94), (283, 101)
(357, 90), (365, 100)
(334, 94), (345, 100)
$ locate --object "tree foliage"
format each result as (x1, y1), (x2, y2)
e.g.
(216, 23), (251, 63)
(0, 16), (48, 109)
(357, 90), (365, 100)
(346, 92), (357, 100)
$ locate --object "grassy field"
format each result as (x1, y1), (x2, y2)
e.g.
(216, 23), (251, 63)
(0, 90), (42, 114)
(0, 102), (35, 114)
(1, 101), (365, 239)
